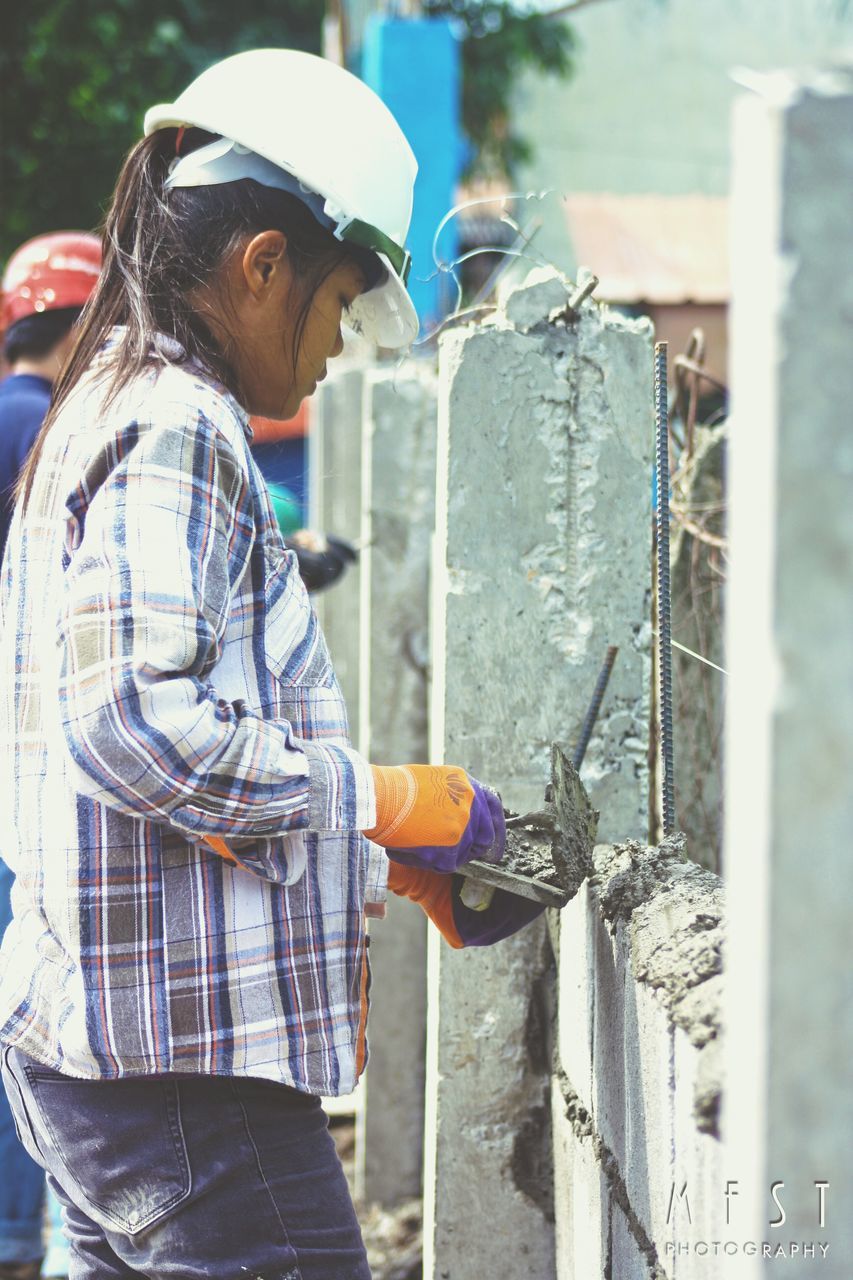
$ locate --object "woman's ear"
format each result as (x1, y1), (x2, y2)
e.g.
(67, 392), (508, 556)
(241, 230), (289, 298)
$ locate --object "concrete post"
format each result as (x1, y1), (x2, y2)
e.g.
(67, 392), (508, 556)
(424, 272), (653, 1278)
(724, 68), (853, 1276)
(309, 368), (365, 747)
(355, 363), (437, 1206)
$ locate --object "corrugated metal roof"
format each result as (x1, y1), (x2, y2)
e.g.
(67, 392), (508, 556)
(562, 194), (729, 305)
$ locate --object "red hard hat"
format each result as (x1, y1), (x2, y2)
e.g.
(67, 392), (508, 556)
(1, 231), (102, 330)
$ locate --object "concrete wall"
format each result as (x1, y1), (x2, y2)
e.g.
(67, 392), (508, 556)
(553, 839), (724, 1279)
(310, 269), (731, 1277)
(432, 269), (653, 835)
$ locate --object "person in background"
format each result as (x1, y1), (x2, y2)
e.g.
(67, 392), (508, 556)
(0, 235), (102, 564)
(0, 232), (100, 1280)
(0, 51), (540, 1278)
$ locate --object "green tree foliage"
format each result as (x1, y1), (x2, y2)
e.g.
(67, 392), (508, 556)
(0, 1), (574, 260)
(423, 0), (576, 179)
(0, 0), (322, 259)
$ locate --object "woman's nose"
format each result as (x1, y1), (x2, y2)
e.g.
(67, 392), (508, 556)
(330, 327), (345, 360)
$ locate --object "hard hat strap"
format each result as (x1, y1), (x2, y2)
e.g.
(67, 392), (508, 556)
(337, 219), (411, 286)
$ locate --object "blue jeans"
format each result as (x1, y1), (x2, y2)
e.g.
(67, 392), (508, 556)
(2, 1048), (371, 1280)
(0, 861), (45, 1266)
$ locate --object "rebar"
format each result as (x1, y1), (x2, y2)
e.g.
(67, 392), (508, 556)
(572, 645), (619, 770)
(567, 271), (599, 315)
(655, 341), (676, 836)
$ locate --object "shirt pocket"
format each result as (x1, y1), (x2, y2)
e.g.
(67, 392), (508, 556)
(263, 550), (333, 694)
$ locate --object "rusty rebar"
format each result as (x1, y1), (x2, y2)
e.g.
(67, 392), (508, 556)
(572, 645), (619, 770)
(567, 271), (599, 315)
(655, 342), (676, 837)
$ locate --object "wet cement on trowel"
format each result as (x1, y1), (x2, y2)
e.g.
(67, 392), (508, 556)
(462, 743), (599, 906)
(503, 813), (563, 886)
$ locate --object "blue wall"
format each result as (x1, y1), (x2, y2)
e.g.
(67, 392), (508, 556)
(362, 16), (461, 335)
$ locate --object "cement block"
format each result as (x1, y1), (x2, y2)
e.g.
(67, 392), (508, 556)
(552, 1075), (609, 1280)
(432, 303), (652, 833)
(725, 69), (853, 1274)
(589, 912), (676, 1254)
(360, 895), (427, 1205)
(670, 1027), (724, 1280)
(622, 974), (677, 1257)
(426, 277), (653, 1279)
(358, 363), (437, 761)
(611, 1202), (656, 1280)
(590, 908), (627, 1171)
(498, 264), (573, 332)
(556, 880), (595, 1113)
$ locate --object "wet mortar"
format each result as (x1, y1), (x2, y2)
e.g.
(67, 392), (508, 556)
(488, 744), (599, 902)
(502, 811), (565, 887)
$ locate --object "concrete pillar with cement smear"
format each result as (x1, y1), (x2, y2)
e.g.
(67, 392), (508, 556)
(424, 272), (653, 1278)
(355, 363), (437, 1206)
(724, 68), (853, 1277)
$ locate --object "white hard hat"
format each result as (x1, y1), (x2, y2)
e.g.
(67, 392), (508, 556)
(144, 49), (419, 348)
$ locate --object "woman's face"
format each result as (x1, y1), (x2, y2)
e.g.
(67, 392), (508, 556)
(221, 230), (367, 420)
(285, 257), (367, 417)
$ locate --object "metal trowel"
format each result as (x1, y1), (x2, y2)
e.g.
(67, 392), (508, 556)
(457, 744), (598, 910)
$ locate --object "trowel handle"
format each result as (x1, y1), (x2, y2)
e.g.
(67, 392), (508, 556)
(459, 878), (496, 912)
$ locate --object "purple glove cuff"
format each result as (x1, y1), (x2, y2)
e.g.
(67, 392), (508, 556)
(450, 877), (545, 947)
(386, 775), (506, 875)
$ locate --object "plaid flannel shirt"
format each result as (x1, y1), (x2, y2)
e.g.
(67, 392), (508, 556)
(0, 334), (386, 1096)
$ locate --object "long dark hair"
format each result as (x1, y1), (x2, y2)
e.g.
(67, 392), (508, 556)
(16, 128), (376, 506)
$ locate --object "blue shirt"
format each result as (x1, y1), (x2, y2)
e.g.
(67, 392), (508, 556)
(0, 373), (52, 561)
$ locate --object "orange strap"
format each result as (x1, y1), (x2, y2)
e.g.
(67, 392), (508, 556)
(203, 836), (240, 866)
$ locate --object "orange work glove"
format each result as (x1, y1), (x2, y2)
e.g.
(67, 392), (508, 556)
(388, 861), (545, 949)
(364, 764), (505, 874)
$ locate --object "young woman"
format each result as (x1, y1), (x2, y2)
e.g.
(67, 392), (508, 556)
(0, 50), (541, 1279)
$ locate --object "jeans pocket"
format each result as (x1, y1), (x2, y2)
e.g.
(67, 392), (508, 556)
(22, 1061), (191, 1236)
(1, 1046), (45, 1164)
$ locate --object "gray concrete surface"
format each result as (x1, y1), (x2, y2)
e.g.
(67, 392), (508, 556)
(432, 270), (653, 835)
(424, 921), (555, 1280)
(424, 270), (653, 1278)
(723, 66), (853, 1277)
(356, 364), (437, 1206)
(309, 368), (366, 746)
(553, 838), (725, 1279)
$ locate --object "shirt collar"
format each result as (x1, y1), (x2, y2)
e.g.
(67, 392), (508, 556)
(94, 327), (253, 441)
